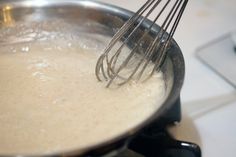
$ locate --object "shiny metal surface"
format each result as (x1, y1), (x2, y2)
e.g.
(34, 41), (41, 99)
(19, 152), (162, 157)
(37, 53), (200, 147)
(95, 0), (188, 87)
(0, 1), (184, 157)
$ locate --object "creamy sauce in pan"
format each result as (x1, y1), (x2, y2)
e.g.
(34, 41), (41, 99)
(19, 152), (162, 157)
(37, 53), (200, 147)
(0, 27), (166, 155)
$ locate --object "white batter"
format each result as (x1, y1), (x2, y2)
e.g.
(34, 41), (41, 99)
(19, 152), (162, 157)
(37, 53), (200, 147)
(0, 31), (166, 155)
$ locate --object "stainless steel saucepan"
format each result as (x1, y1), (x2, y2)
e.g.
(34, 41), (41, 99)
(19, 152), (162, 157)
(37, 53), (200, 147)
(0, 1), (200, 157)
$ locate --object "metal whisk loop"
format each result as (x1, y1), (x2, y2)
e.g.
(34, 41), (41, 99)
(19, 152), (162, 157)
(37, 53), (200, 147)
(95, 0), (188, 87)
(95, 0), (154, 81)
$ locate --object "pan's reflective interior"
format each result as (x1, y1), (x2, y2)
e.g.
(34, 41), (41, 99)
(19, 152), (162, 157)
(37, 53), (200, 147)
(0, 1), (175, 156)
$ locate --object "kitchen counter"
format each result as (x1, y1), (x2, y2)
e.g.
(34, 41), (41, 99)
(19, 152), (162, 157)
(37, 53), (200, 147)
(98, 0), (236, 156)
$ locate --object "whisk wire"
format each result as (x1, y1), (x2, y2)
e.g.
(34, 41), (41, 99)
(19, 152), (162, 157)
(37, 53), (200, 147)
(106, 0), (169, 86)
(151, 0), (188, 76)
(95, 0), (188, 87)
(95, 0), (152, 81)
(106, 0), (159, 77)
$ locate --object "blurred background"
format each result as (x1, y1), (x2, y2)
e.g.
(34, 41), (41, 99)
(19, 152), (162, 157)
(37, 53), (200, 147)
(98, 0), (236, 157)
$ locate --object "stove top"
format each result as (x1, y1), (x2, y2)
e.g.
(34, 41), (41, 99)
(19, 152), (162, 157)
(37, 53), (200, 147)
(93, 98), (201, 157)
(113, 128), (201, 157)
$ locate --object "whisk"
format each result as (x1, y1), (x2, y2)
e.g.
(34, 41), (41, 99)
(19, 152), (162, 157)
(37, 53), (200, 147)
(95, 0), (188, 87)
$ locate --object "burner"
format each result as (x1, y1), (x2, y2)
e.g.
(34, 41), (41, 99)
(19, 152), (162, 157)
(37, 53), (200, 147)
(94, 98), (201, 157)
(111, 127), (201, 157)
(124, 98), (200, 157)
(126, 129), (201, 157)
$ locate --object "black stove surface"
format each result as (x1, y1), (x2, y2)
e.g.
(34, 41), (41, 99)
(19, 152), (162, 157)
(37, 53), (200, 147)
(88, 98), (201, 157)
(111, 128), (201, 157)
(117, 148), (198, 157)
(114, 129), (201, 157)
(113, 98), (201, 157)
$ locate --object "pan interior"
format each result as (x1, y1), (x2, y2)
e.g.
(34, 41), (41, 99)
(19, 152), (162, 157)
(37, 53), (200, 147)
(0, 1), (174, 156)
